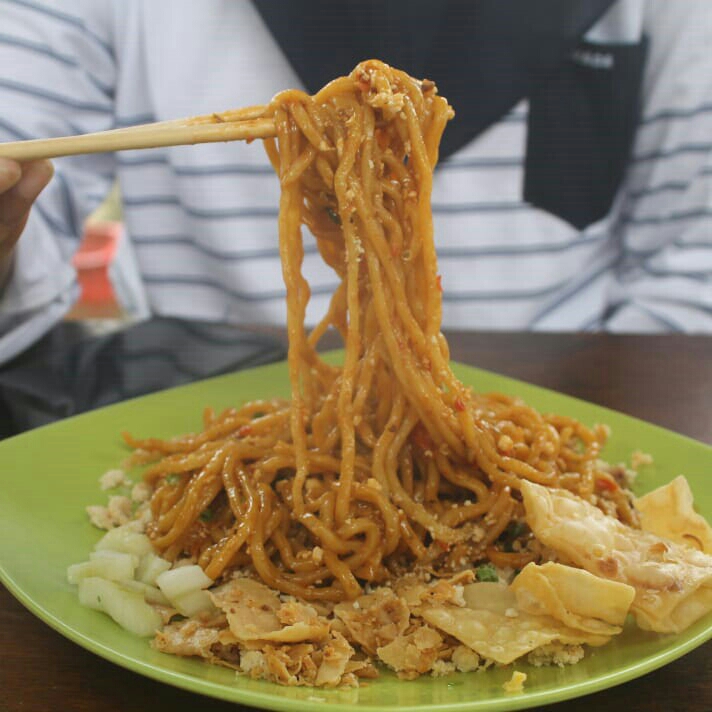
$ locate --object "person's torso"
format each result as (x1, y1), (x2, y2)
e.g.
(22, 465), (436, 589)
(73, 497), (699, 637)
(111, 0), (644, 331)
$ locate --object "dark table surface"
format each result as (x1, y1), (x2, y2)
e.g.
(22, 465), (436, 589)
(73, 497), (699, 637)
(1, 324), (711, 712)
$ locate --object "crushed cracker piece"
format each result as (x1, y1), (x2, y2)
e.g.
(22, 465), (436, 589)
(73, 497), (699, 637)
(502, 670), (527, 693)
(99, 468), (130, 490)
(631, 450), (654, 470)
(131, 481), (151, 503)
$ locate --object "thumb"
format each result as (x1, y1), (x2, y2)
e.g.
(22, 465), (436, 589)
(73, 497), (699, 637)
(0, 159), (54, 254)
(0, 158), (22, 193)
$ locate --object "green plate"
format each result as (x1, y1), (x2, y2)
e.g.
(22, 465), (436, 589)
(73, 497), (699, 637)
(1, 358), (711, 712)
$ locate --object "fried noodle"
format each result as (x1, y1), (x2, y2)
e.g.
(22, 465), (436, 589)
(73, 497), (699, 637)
(123, 61), (635, 602)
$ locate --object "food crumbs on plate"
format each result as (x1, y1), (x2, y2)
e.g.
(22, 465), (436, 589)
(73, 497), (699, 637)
(503, 670), (527, 693)
(631, 450), (654, 469)
(86, 495), (132, 530)
(99, 468), (130, 490)
(130, 481), (151, 503)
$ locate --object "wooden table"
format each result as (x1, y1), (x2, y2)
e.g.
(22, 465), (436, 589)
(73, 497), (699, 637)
(2, 331), (711, 712)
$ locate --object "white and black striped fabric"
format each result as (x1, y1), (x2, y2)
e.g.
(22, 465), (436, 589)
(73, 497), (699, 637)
(0, 0), (710, 364)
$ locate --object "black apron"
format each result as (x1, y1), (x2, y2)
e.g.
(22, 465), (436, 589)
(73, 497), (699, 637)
(252, 0), (648, 229)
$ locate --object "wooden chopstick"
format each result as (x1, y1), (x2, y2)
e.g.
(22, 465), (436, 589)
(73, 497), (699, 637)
(109, 105), (271, 133)
(0, 107), (276, 162)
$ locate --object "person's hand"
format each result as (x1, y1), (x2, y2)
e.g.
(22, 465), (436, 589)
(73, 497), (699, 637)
(0, 157), (54, 288)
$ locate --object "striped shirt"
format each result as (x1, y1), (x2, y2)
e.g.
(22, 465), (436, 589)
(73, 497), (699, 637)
(0, 0), (711, 363)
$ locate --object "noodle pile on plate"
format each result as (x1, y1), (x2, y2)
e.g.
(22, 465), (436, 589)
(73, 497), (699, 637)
(78, 61), (711, 687)
(125, 60), (635, 600)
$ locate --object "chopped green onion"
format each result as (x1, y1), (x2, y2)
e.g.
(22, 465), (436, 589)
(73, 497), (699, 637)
(499, 520), (528, 552)
(199, 509), (214, 522)
(475, 563), (499, 582)
(325, 207), (341, 225)
(506, 521), (527, 539)
(166, 474), (181, 485)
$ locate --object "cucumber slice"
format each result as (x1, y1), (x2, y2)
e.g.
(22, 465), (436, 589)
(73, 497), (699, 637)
(172, 589), (216, 617)
(77, 577), (162, 637)
(94, 526), (153, 557)
(67, 552), (138, 584)
(76, 576), (108, 611)
(156, 565), (212, 602)
(120, 579), (170, 606)
(89, 550), (140, 565)
(135, 552), (171, 585)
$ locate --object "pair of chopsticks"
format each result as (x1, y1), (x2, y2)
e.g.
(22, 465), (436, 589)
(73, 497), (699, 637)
(0, 106), (277, 162)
